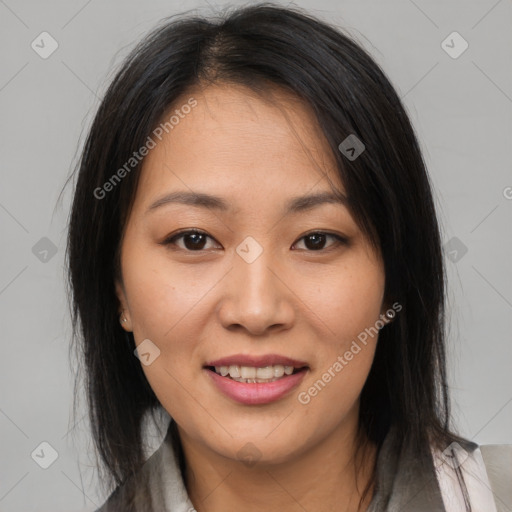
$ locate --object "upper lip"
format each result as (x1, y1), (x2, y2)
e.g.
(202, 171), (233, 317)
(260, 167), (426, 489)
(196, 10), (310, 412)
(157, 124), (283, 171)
(204, 354), (308, 368)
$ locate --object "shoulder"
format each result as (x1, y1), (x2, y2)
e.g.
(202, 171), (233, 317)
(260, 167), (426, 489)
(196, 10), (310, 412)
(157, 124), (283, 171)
(94, 471), (152, 512)
(431, 441), (512, 512)
(94, 423), (194, 512)
(94, 444), (166, 512)
(480, 444), (512, 512)
(94, 483), (128, 512)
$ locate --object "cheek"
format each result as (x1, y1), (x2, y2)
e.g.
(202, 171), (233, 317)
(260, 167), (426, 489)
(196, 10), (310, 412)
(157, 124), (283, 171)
(120, 245), (216, 395)
(296, 273), (381, 422)
(123, 245), (212, 340)
(296, 346), (375, 432)
(292, 256), (384, 411)
(298, 260), (385, 349)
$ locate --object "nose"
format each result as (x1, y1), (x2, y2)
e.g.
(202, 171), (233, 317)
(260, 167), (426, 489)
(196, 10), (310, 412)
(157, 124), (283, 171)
(217, 241), (295, 336)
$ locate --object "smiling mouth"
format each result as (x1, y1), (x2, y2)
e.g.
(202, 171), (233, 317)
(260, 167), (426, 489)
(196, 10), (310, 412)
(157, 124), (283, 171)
(204, 364), (308, 384)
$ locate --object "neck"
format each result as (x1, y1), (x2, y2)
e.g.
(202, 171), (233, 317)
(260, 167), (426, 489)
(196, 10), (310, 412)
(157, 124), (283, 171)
(179, 418), (377, 512)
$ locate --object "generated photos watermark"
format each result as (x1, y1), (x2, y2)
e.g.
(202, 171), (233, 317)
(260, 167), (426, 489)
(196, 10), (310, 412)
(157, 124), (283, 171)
(93, 97), (197, 200)
(297, 301), (402, 405)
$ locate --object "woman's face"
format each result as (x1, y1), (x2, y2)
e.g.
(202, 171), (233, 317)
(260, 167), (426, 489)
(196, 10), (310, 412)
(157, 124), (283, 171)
(116, 83), (387, 465)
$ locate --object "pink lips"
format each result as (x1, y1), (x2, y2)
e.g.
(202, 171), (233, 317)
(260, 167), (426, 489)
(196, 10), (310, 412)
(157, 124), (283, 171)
(203, 353), (309, 405)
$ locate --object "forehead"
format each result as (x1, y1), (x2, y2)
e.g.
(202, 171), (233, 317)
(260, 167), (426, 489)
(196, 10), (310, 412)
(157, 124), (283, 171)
(133, 83), (344, 211)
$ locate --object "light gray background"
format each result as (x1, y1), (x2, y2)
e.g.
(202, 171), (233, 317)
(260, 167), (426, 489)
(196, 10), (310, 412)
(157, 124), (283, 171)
(0, 0), (511, 510)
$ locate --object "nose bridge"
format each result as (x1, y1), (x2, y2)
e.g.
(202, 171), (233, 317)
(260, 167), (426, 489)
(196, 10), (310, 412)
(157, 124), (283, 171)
(220, 235), (292, 333)
(235, 234), (279, 303)
(237, 238), (275, 294)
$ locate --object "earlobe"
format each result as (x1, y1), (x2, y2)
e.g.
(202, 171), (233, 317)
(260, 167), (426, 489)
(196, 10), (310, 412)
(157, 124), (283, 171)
(118, 309), (132, 331)
(380, 302), (396, 325)
(115, 280), (132, 331)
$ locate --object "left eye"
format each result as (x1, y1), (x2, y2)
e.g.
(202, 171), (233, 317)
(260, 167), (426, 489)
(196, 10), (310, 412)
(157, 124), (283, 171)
(292, 232), (346, 251)
(161, 230), (346, 252)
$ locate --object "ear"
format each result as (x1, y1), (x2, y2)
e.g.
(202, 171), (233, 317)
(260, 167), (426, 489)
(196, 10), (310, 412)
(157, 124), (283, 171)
(115, 279), (133, 331)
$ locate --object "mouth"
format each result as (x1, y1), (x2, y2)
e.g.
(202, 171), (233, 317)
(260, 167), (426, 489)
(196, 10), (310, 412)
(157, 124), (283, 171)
(202, 354), (310, 405)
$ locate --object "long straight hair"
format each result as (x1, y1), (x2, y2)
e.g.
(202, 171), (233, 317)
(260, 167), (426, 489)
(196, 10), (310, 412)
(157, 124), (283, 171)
(64, 3), (474, 510)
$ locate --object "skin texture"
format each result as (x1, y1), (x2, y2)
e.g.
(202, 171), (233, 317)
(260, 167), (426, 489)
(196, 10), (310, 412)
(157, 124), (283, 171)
(116, 83), (389, 512)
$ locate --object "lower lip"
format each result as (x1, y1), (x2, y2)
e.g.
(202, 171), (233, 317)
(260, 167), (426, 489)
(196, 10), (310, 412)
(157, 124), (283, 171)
(204, 367), (308, 405)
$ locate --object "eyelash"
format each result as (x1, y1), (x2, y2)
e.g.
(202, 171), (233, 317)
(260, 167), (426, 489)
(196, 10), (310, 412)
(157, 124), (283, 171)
(161, 229), (348, 252)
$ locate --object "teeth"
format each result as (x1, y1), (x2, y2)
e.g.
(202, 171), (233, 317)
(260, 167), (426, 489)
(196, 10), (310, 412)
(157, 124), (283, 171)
(228, 365), (240, 378)
(273, 365), (285, 378)
(240, 366), (256, 379)
(256, 366), (274, 379)
(213, 364), (301, 380)
(218, 366), (229, 377)
(231, 376), (280, 383)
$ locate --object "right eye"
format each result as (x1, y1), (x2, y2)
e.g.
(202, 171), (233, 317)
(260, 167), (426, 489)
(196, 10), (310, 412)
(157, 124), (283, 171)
(161, 229), (221, 251)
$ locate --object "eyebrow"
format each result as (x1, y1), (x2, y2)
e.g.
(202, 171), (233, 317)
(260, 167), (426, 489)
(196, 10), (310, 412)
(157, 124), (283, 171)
(145, 190), (349, 215)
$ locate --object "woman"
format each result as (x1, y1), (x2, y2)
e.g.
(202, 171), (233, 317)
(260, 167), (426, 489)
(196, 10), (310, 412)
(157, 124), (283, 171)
(65, 3), (511, 511)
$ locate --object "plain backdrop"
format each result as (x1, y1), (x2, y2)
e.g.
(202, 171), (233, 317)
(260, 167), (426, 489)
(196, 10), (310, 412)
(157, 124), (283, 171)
(0, 0), (511, 510)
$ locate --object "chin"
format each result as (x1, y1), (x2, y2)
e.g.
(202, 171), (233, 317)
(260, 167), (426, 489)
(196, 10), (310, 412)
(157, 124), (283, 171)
(210, 430), (307, 467)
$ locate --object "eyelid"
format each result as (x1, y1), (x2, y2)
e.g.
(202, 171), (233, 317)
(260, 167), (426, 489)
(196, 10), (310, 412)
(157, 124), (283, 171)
(161, 229), (348, 252)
